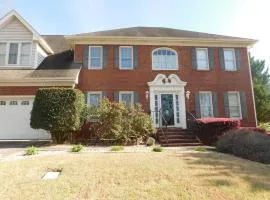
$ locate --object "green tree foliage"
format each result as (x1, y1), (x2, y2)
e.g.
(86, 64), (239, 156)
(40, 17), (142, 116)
(30, 88), (87, 143)
(250, 57), (270, 122)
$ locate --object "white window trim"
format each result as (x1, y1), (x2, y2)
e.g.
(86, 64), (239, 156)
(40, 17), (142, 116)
(228, 91), (242, 119)
(196, 48), (209, 71)
(119, 91), (134, 104)
(224, 48), (237, 71)
(88, 46), (103, 69)
(0, 41), (32, 67)
(152, 47), (179, 71)
(199, 91), (214, 117)
(119, 46), (133, 70)
(87, 91), (102, 105)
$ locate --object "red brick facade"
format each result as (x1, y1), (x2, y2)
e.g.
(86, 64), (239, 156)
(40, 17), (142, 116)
(75, 44), (256, 127)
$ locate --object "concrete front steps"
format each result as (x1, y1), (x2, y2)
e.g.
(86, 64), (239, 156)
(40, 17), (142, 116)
(157, 128), (202, 147)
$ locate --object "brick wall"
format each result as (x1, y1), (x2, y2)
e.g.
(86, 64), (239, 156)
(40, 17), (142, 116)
(75, 44), (256, 127)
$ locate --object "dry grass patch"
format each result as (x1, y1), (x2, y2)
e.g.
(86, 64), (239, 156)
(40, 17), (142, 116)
(0, 152), (269, 199)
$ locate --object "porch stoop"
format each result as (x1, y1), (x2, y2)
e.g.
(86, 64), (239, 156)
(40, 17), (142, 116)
(157, 128), (202, 147)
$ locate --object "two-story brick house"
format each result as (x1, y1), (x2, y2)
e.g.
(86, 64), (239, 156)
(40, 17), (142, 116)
(0, 10), (257, 140)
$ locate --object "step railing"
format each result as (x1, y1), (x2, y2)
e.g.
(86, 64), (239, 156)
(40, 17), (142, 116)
(152, 108), (169, 146)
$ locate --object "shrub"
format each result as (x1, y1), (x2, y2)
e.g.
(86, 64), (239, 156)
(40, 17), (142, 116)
(111, 146), (124, 151)
(25, 146), (39, 156)
(216, 129), (270, 164)
(146, 137), (155, 146)
(190, 118), (240, 145)
(87, 99), (156, 145)
(152, 146), (163, 152)
(31, 88), (87, 144)
(259, 122), (270, 132)
(194, 146), (207, 152)
(71, 144), (84, 152)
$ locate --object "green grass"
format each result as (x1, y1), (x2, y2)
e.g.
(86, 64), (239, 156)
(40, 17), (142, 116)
(194, 146), (207, 152)
(25, 146), (39, 156)
(71, 144), (84, 153)
(152, 146), (163, 152)
(110, 145), (124, 151)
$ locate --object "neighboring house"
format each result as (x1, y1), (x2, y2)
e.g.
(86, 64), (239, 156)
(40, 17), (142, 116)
(0, 10), (257, 140)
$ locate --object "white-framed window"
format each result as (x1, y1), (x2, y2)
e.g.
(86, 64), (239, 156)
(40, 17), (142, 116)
(0, 100), (6, 106)
(88, 91), (102, 106)
(224, 48), (236, 71)
(119, 46), (133, 69)
(196, 48), (209, 70)
(152, 47), (178, 70)
(228, 91), (242, 119)
(9, 100), (18, 105)
(88, 46), (103, 69)
(199, 92), (214, 117)
(0, 42), (31, 66)
(119, 91), (134, 105)
(21, 100), (30, 105)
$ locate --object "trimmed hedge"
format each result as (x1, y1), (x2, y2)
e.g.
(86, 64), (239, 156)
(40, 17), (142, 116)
(216, 129), (270, 164)
(30, 88), (87, 143)
(190, 118), (240, 145)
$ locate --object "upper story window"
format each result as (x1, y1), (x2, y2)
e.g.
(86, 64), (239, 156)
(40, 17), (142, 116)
(152, 48), (178, 70)
(199, 91), (214, 117)
(224, 48), (236, 71)
(89, 46), (103, 69)
(196, 48), (209, 70)
(119, 46), (133, 69)
(0, 42), (31, 66)
(228, 92), (242, 119)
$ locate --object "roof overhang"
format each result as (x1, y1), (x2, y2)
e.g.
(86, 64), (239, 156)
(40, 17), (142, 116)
(0, 10), (54, 54)
(65, 36), (257, 48)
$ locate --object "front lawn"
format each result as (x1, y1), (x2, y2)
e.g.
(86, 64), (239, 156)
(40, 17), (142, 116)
(0, 151), (269, 199)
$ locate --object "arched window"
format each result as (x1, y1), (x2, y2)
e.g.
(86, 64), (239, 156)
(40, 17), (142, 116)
(152, 48), (178, 70)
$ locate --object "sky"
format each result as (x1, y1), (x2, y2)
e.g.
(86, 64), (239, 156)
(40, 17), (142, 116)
(0, 0), (269, 69)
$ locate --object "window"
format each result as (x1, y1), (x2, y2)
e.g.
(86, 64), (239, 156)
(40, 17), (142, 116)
(89, 46), (102, 69)
(196, 48), (209, 70)
(8, 43), (19, 65)
(224, 48), (236, 71)
(228, 92), (242, 118)
(119, 91), (134, 105)
(0, 100), (6, 105)
(119, 46), (133, 69)
(0, 43), (6, 65)
(88, 92), (102, 106)
(152, 48), (178, 70)
(9, 100), (18, 105)
(199, 92), (213, 117)
(20, 43), (31, 65)
(21, 100), (30, 105)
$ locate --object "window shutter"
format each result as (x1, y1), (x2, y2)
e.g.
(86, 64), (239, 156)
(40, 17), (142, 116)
(102, 46), (108, 69)
(83, 46), (89, 69)
(195, 92), (201, 118)
(102, 91), (107, 99)
(114, 46), (119, 68)
(224, 92), (230, 117)
(113, 91), (119, 102)
(84, 92), (88, 104)
(240, 91), (248, 119)
(192, 48), (197, 69)
(134, 91), (139, 104)
(219, 48), (225, 70)
(235, 48), (241, 71)
(208, 48), (215, 70)
(133, 46), (139, 68)
(212, 92), (218, 117)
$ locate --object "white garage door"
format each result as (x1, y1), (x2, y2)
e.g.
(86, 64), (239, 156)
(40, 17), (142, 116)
(0, 97), (51, 140)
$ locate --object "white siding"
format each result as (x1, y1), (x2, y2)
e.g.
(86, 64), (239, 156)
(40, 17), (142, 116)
(35, 44), (47, 68)
(0, 17), (33, 40)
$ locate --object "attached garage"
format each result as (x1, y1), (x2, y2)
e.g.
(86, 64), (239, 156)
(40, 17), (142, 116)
(0, 96), (51, 140)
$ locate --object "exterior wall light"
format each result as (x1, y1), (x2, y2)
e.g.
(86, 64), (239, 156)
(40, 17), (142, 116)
(145, 91), (149, 100)
(186, 90), (191, 100)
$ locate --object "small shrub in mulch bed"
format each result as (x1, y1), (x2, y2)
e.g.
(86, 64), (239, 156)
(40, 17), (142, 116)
(216, 129), (270, 164)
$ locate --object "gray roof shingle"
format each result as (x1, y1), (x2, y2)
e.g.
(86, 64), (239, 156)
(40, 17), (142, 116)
(42, 35), (70, 53)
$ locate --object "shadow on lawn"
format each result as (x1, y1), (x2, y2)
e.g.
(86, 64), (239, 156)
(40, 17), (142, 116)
(173, 152), (270, 192)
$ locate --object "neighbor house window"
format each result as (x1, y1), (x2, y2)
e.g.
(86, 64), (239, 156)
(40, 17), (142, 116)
(199, 92), (213, 117)
(20, 43), (31, 65)
(224, 48), (236, 71)
(21, 100), (30, 105)
(9, 100), (18, 105)
(119, 91), (134, 105)
(0, 43), (6, 65)
(196, 48), (209, 70)
(8, 43), (19, 65)
(119, 46), (133, 69)
(228, 92), (242, 118)
(152, 48), (178, 70)
(0, 100), (6, 105)
(89, 46), (103, 69)
(88, 92), (102, 106)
